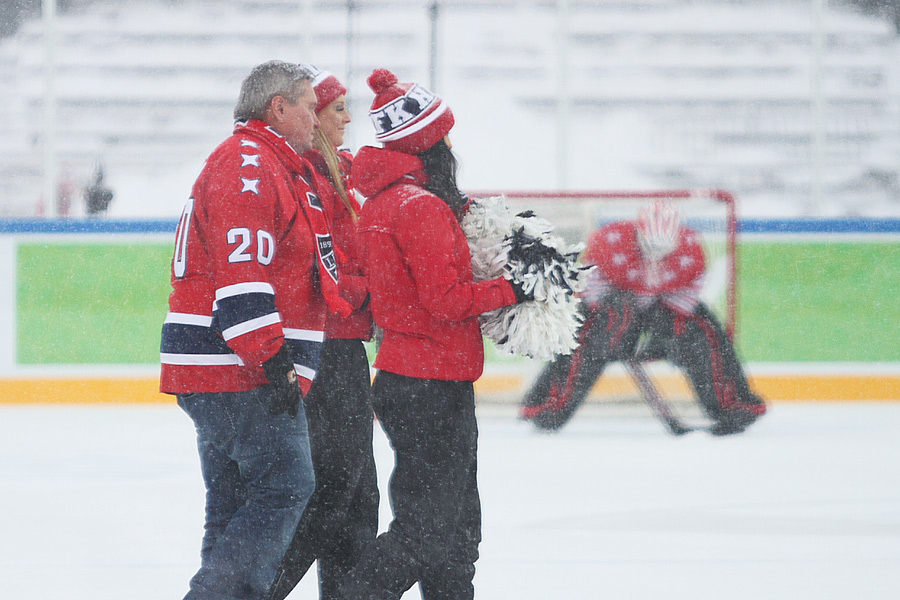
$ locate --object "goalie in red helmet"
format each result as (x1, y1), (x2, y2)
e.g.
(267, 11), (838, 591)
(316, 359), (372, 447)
(520, 199), (766, 435)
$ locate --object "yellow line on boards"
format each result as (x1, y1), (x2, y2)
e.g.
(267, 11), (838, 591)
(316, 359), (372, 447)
(750, 375), (900, 402)
(475, 373), (900, 403)
(0, 378), (171, 404)
(0, 374), (897, 404)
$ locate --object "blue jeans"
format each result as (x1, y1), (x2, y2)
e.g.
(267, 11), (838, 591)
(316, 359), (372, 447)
(178, 387), (316, 600)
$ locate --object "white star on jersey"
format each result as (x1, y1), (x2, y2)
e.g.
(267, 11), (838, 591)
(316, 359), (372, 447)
(240, 154), (260, 168)
(240, 177), (260, 195)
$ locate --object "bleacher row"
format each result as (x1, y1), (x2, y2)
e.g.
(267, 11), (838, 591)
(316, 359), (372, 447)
(0, 0), (898, 217)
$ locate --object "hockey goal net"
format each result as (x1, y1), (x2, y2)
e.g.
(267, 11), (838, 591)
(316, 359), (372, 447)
(467, 189), (739, 410)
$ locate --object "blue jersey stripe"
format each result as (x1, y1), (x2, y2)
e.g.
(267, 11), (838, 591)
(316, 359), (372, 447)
(160, 322), (233, 355)
(214, 292), (279, 335)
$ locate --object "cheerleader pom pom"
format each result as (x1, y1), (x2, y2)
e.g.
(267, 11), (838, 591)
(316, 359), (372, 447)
(461, 196), (593, 360)
(461, 196), (514, 280)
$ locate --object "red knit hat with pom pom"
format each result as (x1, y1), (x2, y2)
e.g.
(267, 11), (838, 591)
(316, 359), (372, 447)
(366, 68), (454, 155)
(299, 63), (347, 114)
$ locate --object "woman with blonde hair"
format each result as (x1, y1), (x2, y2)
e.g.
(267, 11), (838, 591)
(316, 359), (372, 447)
(267, 64), (379, 600)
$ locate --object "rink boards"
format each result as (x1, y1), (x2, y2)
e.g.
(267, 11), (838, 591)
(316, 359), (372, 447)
(1, 366), (899, 405)
(1, 217), (898, 404)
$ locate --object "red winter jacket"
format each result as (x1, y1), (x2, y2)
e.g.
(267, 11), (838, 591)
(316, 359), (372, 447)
(351, 145), (517, 381)
(304, 149), (374, 341)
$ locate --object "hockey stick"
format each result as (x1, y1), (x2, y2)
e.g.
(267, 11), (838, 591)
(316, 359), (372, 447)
(625, 359), (693, 436)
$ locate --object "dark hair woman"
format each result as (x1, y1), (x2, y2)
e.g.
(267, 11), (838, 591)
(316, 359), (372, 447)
(337, 68), (529, 600)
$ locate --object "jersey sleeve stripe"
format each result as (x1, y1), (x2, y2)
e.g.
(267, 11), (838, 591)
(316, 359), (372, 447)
(164, 312), (214, 327)
(221, 312), (281, 341)
(215, 281), (276, 301)
(294, 363), (316, 381)
(161, 353), (244, 366)
(283, 328), (326, 342)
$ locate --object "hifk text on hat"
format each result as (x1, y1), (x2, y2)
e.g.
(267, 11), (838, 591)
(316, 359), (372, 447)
(366, 68), (454, 155)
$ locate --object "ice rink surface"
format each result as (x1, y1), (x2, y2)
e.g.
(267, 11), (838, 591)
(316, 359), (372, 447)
(2, 400), (898, 600)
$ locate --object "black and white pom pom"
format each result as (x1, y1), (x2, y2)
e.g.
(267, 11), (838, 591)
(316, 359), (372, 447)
(461, 196), (591, 360)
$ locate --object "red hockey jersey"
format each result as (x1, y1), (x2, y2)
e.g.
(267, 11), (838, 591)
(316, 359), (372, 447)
(580, 220), (706, 315)
(160, 120), (337, 396)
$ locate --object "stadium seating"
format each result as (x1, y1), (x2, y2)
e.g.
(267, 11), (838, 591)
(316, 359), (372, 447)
(0, 0), (897, 217)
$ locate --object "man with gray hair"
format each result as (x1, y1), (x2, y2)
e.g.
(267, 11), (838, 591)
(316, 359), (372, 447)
(160, 60), (351, 599)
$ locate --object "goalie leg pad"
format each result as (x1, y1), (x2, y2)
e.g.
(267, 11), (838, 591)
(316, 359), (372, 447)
(519, 294), (640, 430)
(667, 304), (766, 431)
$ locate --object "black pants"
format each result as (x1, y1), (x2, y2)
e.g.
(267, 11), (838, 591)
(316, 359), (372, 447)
(268, 338), (379, 600)
(522, 292), (766, 430)
(339, 371), (481, 600)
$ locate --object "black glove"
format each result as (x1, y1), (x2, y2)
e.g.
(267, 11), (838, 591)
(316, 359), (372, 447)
(262, 345), (301, 418)
(509, 279), (534, 304)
